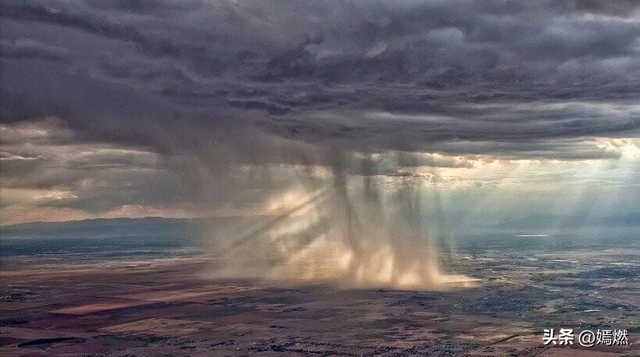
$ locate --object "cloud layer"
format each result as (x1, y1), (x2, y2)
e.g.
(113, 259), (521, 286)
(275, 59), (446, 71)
(2, 1), (639, 154)
(1, 1), (639, 223)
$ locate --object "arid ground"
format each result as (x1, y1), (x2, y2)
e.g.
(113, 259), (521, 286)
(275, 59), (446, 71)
(1, 234), (638, 357)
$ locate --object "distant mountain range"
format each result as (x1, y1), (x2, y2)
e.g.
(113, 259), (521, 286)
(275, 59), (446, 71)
(0, 217), (200, 239)
(500, 213), (640, 230)
(1, 213), (638, 239)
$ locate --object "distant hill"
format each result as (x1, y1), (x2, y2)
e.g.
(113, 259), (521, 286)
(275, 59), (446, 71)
(504, 213), (640, 230)
(0, 217), (199, 239)
(0, 216), (282, 240)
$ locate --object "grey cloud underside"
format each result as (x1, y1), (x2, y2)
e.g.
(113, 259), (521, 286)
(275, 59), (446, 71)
(0, 142), (186, 211)
(1, 0), (639, 162)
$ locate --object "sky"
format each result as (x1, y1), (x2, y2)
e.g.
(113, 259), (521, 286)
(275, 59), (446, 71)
(1, 0), (639, 229)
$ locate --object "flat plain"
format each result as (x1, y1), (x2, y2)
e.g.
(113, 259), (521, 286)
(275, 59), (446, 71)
(0, 234), (638, 356)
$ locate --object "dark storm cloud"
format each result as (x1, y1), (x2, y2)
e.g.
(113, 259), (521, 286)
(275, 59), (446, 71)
(1, 0), (639, 162)
(0, 38), (69, 61)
